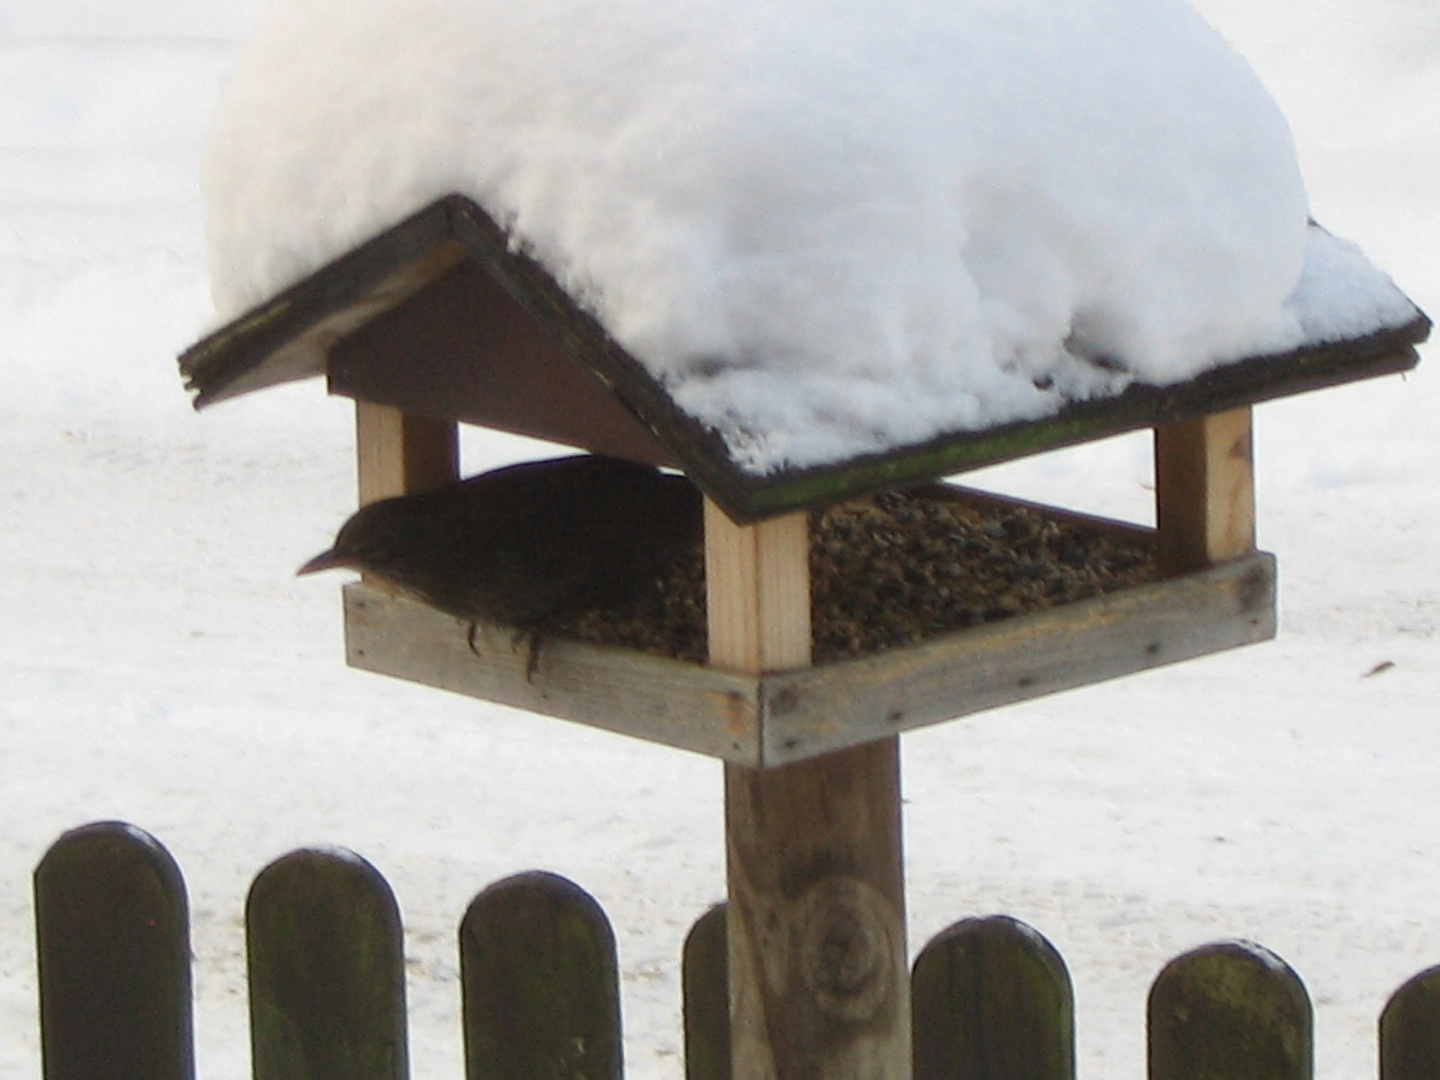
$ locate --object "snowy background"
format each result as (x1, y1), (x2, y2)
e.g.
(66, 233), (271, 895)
(0, 1), (1437, 1078)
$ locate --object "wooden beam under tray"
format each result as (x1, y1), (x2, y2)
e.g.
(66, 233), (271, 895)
(340, 548), (1275, 768)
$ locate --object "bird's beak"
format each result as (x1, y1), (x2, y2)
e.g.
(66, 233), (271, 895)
(297, 549), (355, 576)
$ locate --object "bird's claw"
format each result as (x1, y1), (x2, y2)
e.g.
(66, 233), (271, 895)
(516, 629), (544, 682)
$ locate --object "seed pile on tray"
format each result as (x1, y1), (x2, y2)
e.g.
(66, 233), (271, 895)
(557, 488), (1155, 665)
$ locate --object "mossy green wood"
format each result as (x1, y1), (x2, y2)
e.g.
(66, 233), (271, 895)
(34, 821), (195, 1080)
(246, 849), (408, 1080)
(1148, 941), (1312, 1080)
(682, 904), (731, 1080)
(460, 871), (622, 1080)
(911, 914), (1075, 1080)
(1381, 964), (1440, 1080)
(726, 320), (1424, 521)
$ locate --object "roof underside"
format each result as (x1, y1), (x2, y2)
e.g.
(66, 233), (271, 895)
(180, 195), (1430, 522)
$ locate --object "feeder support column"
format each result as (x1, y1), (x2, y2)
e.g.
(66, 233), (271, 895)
(355, 401), (458, 505)
(706, 500), (911, 1080)
(354, 402), (459, 591)
(1154, 406), (1255, 575)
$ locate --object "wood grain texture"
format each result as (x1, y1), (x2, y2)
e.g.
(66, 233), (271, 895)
(724, 740), (910, 1080)
(758, 551), (1275, 763)
(341, 550), (1273, 767)
(354, 400), (458, 505)
(705, 503), (911, 1079)
(704, 501), (812, 673)
(343, 583), (762, 759)
(1154, 407), (1255, 575)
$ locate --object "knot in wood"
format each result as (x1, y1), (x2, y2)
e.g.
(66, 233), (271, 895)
(797, 877), (897, 1023)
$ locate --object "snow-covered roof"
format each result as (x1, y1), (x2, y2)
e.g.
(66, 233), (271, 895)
(180, 195), (1427, 522)
(182, 0), (1428, 518)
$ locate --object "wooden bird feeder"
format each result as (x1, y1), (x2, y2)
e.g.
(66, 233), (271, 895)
(181, 192), (1428, 1079)
(181, 194), (1428, 765)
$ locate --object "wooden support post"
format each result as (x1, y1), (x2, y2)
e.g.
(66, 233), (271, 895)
(1154, 406), (1255, 576)
(706, 500), (911, 1080)
(705, 503), (811, 673)
(354, 400), (459, 505)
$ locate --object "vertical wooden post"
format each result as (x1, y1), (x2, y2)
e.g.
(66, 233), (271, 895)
(1154, 406), (1255, 576)
(1381, 964), (1440, 1080)
(684, 905), (732, 1080)
(911, 915), (1074, 1080)
(460, 871), (622, 1080)
(34, 822), (195, 1080)
(1148, 940), (1312, 1080)
(355, 400), (459, 505)
(247, 849), (408, 1080)
(706, 500), (911, 1080)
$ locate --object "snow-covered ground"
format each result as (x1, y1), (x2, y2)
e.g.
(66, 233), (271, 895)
(1, 1), (1437, 1078)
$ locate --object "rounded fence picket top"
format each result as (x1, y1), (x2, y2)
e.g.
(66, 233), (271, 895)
(1381, 963), (1440, 1080)
(460, 869), (622, 1080)
(246, 846), (408, 1080)
(1148, 939), (1312, 1080)
(31, 819), (1440, 1080)
(911, 913), (1074, 1080)
(682, 903), (730, 1080)
(34, 821), (194, 1080)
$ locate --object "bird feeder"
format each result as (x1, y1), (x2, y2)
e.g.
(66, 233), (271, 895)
(181, 194), (1427, 762)
(180, 193), (1427, 1079)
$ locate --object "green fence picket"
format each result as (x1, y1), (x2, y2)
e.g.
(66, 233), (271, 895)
(460, 870), (622, 1080)
(682, 903), (730, 1080)
(247, 847), (408, 1080)
(33, 819), (1440, 1080)
(911, 914), (1074, 1080)
(1149, 940), (1312, 1080)
(34, 821), (194, 1080)
(1382, 963), (1440, 1080)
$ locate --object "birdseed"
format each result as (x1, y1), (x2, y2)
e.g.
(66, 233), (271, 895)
(555, 487), (1155, 665)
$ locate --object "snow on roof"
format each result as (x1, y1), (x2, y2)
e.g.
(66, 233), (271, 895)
(201, 0), (1422, 475)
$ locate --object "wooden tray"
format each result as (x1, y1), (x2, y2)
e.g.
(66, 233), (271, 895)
(339, 494), (1274, 766)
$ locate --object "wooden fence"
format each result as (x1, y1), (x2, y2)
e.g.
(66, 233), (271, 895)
(31, 820), (1440, 1080)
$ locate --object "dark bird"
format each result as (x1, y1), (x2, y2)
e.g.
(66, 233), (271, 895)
(298, 455), (702, 651)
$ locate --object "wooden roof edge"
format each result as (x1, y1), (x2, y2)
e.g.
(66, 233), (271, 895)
(178, 198), (463, 407)
(175, 192), (1430, 523)
(709, 314), (1429, 523)
(386, 200), (1437, 522)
